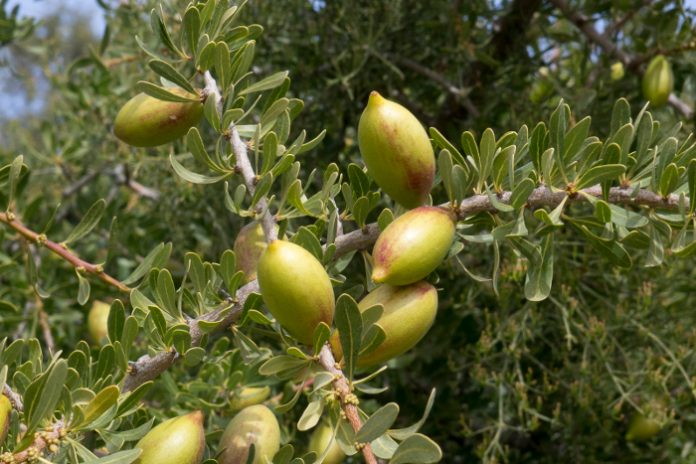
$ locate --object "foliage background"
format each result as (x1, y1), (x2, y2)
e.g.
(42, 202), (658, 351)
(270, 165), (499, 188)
(0, 0), (695, 463)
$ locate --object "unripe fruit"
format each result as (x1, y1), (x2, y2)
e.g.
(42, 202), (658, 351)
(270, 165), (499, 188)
(87, 300), (111, 345)
(331, 281), (438, 367)
(114, 88), (203, 147)
(0, 395), (11, 444)
(625, 413), (662, 441)
(218, 405), (280, 464)
(234, 222), (275, 283)
(257, 240), (335, 345)
(229, 386), (271, 411)
(372, 206), (456, 286)
(358, 91), (435, 208)
(308, 422), (345, 464)
(642, 55), (673, 107)
(134, 411), (205, 464)
(610, 61), (625, 81)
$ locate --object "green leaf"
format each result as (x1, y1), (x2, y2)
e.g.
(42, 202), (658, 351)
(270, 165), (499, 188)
(312, 322), (331, 355)
(239, 71), (289, 96)
(7, 155), (23, 210)
(183, 6), (201, 55)
(76, 271), (91, 306)
(148, 60), (194, 93)
(658, 163), (679, 197)
(135, 81), (199, 102)
(215, 41), (232, 90)
(334, 294), (363, 381)
(203, 91), (221, 132)
(688, 159), (696, 215)
(430, 127), (465, 166)
(75, 385), (120, 429)
(63, 199), (106, 245)
(356, 402), (399, 444)
(258, 355), (309, 378)
(297, 398), (324, 431)
(155, 269), (180, 319)
(122, 243), (172, 286)
(150, 6), (184, 58)
(390, 433), (443, 464)
(575, 164), (626, 190)
(509, 178), (536, 210)
(524, 233), (554, 301)
(169, 154), (230, 184)
(389, 389), (437, 440)
(82, 449), (143, 464)
(27, 359), (68, 433)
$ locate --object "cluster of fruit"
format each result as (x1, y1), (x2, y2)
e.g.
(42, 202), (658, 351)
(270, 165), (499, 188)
(111, 88), (455, 460)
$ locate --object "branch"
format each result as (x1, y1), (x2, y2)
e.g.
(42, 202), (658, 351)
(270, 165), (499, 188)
(549, 0), (694, 119)
(2, 420), (66, 463)
(0, 212), (130, 293)
(318, 345), (378, 464)
(3, 384), (23, 412)
(120, 184), (690, 392)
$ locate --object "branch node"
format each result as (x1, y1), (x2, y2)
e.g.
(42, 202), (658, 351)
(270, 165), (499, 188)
(35, 234), (47, 246)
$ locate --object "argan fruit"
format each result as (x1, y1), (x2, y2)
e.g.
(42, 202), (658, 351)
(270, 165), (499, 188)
(642, 55), (673, 107)
(308, 421), (345, 464)
(0, 395), (11, 444)
(229, 386), (271, 411)
(234, 222), (275, 283)
(257, 240), (335, 345)
(372, 206), (456, 286)
(358, 91), (435, 208)
(218, 405), (280, 464)
(87, 300), (111, 345)
(610, 61), (625, 81)
(114, 88), (203, 147)
(626, 413), (662, 441)
(134, 411), (205, 464)
(331, 281), (438, 368)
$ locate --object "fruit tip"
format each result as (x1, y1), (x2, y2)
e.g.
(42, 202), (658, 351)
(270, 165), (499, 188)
(371, 267), (386, 283)
(368, 91), (385, 105)
(188, 410), (204, 423)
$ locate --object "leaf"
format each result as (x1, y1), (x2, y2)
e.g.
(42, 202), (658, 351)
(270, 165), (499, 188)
(76, 271), (91, 306)
(148, 60), (194, 93)
(312, 322), (331, 355)
(63, 199), (106, 245)
(509, 178), (536, 210)
(389, 389), (437, 440)
(135, 81), (199, 102)
(75, 385), (119, 429)
(82, 449), (143, 464)
(183, 6), (201, 55)
(27, 359), (68, 433)
(154, 269), (179, 319)
(524, 233), (554, 301)
(688, 159), (695, 215)
(238, 71), (289, 96)
(297, 398), (324, 431)
(150, 6), (184, 58)
(390, 434), (443, 464)
(334, 294), (363, 381)
(356, 402), (399, 443)
(169, 154), (230, 184)
(575, 164), (626, 190)
(122, 243), (172, 286)
(7, 155), (23, 209)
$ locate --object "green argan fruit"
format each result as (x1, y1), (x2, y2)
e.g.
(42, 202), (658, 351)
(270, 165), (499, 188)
(308, 422), (345, 464)
(372, 206), (456, 286)
(331, 281), (438, 367)
(218, 405), (280, 464)
(229, 386), (271, 411)
(626, 413), (662, 441)
(135, 411), (205, 464)
(642, 55), (673, 107)
(610, 61), (625, 81)
(0, 394), (11, 444)
(88, 300), (111, 345)
(114, 88), (203, 147)
(257, 240), (335, 344)
(233, 222), (276, 283)
(358, 91), (435, 208)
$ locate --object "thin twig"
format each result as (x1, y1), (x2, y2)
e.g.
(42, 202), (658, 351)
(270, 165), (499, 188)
(3, 384), (23, 411)
(0, 212), (130, 293)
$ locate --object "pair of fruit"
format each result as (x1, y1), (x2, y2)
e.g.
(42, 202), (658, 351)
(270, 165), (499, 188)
(133, 405), (281, 464)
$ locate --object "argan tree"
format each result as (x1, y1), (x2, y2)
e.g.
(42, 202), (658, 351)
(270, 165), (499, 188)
(0, 1), (694, 463)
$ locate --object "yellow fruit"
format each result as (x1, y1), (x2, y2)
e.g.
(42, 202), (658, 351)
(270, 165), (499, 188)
(88, 300), (111, 345)
(331, 281), (438, 367)
(234, 222), (275, 283)
(0, 395), (11, 444)
(626, 413), (662, 441)
(610, 61), (625, 81)
(229, 386), (271, 411)
(114, 88), (203, 147)
(642, 55), (673, 107)
(257, 240), (335, 344)
(218, 405), (280, 464)
(358, 91), (435, 208)
(372, 206), (456, 286)
(134, 411), (205, 464)
(308, 421), (345, 464)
